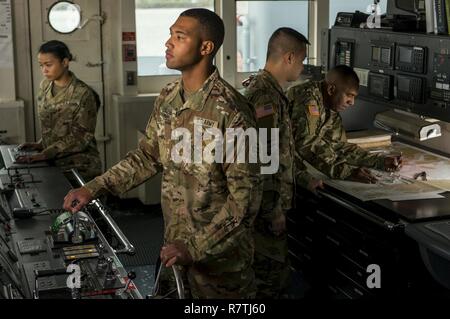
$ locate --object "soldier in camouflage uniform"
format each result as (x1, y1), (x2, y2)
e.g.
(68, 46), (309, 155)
(17, 40), (101, 182)
(287, 65), (402, 183)
(63, 9), (262, 299)
(243, 28), (322, 298)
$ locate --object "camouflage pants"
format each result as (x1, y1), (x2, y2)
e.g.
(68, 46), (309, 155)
(158, 264), (256, 299)
(253, 251), (291, 299)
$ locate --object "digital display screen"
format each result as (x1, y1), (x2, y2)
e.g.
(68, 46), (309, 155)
(399, 46), (413, 63)
(381, 48), (391, 64)
(397, 77), (411, 93)
(372, 47), (380, 62)
(370, 76), (384, 96)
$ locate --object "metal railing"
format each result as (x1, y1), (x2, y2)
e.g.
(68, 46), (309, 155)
(70, 169), (135, 255)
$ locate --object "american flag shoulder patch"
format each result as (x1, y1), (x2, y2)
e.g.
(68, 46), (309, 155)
(255, 104), (274, 119)
(308, 104), (320, 116)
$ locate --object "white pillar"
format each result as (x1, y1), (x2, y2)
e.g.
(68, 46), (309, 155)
(0, 0), (16, 102)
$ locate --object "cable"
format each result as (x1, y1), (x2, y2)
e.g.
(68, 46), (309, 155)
(13, 208), (67, 219)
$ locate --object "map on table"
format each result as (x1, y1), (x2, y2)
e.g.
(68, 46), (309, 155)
(306, 142), (450, 201)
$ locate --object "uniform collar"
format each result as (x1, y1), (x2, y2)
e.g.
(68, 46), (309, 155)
(166, 67), (220, 113)
(44, 71), (78, 100)
(260, 69), (289, 104)
(318, 80), (337, 114)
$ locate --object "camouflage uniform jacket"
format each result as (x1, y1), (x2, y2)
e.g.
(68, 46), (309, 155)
(287, 80), (385, 180)
(244, 69), (307, 262)
(37, 72), (101, 180)
(85, 69), (262, 275)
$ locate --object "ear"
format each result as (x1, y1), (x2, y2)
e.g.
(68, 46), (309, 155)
(285, 52), (295, 65)
(200, 40), (215, 56)
(327, 84), (336, 96)
(62, 58), (70, 68)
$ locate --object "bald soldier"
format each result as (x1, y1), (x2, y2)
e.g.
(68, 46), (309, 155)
(288, 65), (402, 183)
(63, 9), (262, 299)
(243, 28), (322, 298)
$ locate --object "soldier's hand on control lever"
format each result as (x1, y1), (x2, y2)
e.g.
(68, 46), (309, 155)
(347, 167), (378, 184)
(63, 187), (93, 213)
(161, 241), (193, 267)
(384, 154), (403, 172)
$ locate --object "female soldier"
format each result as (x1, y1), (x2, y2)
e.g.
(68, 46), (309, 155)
(17, 40), (102, 182)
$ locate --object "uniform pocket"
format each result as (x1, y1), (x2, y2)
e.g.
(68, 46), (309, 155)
(53, 102), (79, 137)
(55, 120), (71, 137)
(181, 161), (219, 213)
(182, 162), (213, 187)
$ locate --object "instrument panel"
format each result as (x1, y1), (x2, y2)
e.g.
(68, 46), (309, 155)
(0, 145), (141, 299)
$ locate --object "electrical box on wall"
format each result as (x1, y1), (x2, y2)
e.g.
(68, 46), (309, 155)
(121, 31), (138, 94)
(123, 44), (137, 62)
(335, 39), (355, 67)
(126, 71), (137, 86)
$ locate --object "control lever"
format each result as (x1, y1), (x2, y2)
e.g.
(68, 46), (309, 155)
(116, 271), (136, 296)
(71, 212), (83, 244)
(125, 271), (136, 289)
(102, 257), (119, 289)
(34, 269), (68, 278)
(70, 169), (135, 255)
(96, 243), (108, 272)
(104, 257), (116, 284)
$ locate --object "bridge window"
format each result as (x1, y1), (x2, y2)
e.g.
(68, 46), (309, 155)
(135, 0), (215, 76)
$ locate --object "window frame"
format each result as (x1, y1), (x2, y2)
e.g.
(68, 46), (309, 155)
(135, 0), (325, 93)
(135, 0), (218, 93)
(230, 0), (311, 88)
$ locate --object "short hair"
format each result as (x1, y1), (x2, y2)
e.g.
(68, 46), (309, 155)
(38, 40), (73, 61)
(326, 65), (360, 90)
(180, 8), (225, 56)
(266, 27), (310, 61)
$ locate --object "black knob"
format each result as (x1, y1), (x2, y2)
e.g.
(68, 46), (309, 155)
(127, 271), (136, 280)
